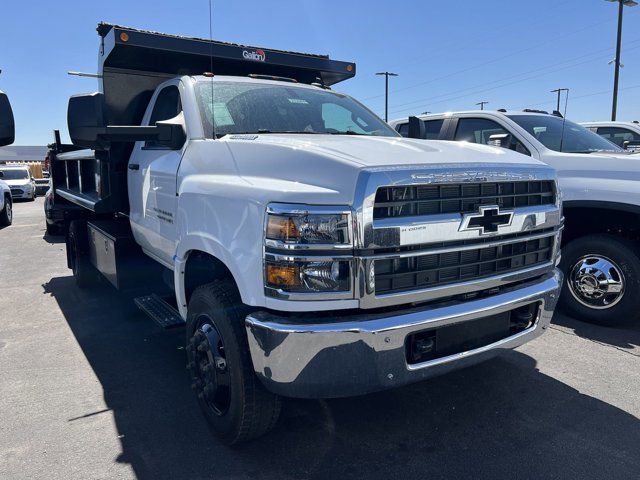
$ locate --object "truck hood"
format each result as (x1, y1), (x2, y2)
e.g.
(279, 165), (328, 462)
(216, 134), (551, 206)
(225, 134), (542, 168)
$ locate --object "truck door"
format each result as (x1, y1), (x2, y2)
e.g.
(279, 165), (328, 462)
(128, 83), (184, 267)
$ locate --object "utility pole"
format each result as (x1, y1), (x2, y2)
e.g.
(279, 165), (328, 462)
(606, 0), (637, 120)
(375, 71), (398, 122)
(476, 101), (488, 111)
(551, 88), (569, 112)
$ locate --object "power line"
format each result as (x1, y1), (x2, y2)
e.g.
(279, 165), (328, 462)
(382, 0), (574, 73)
(518, 83), (640, 110)
(386, 42), (640, 117)
(363, 18), (617, 102)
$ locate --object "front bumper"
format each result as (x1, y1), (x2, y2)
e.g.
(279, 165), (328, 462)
(245, 269), (561, 399)
(10, 188), (33, 199)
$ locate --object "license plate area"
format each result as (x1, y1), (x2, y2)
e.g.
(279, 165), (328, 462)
(405, 303), (539, 365)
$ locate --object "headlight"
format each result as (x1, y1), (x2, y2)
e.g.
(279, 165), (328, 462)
(266, 213), (350, 245)
(265, 259), (350, 292)
(264, 204), (353, 296)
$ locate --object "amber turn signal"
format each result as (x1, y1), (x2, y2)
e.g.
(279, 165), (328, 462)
(266, 215), (299, 241)
(266, 264), (300, 287)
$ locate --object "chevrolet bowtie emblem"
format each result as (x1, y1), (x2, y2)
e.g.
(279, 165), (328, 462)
(460, 205), (513, 235)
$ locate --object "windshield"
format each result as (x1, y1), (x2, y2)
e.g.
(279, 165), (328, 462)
(507, 114), (623, 154)
(0, 169), (29, 180)
(195, 80), (398, 138)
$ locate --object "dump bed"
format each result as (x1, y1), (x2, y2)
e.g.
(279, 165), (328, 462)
(52, 23), (357, 214)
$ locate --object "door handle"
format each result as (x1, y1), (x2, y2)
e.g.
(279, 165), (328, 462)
(128, 163), (140, 171)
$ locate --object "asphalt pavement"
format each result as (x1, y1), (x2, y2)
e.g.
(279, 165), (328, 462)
(1, 198), (639, 480)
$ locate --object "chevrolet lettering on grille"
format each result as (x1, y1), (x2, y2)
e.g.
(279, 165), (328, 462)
(460, 205), (514, 235)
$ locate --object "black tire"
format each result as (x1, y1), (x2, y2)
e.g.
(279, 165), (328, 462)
(67, 220), (99, 288)
(0, 196), (12, 226)
(186, 281), (281, 445)
(46, 221), (60, 236)
(559, 234), (640, 326)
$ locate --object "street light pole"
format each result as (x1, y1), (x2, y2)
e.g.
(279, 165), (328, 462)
(375, 71), (398, 122)
(607, 0), (637, 121)
(551, 88), (569, 113)
(476, 101), (488, 110)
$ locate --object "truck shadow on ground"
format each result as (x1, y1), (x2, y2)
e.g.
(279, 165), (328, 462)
(43, 276), (640, 480)
(553, 312), (640, 350)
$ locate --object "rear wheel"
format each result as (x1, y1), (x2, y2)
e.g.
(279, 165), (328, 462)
(559, 234), (640, 326)
(186, 281), (281, 445)
(67, 220), (99, 288)
(46, 221), (60, 236)
(0, 196), (12, 226)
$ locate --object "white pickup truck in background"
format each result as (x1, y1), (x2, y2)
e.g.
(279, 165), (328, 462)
(0, 90), (15, 226)
(50, 24), (563, 444)
(581, 120), (640, 152)
(392, 110), (640, 326)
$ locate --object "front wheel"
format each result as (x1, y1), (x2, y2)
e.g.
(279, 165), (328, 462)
(559, 234), (640, 326)
(186, 281), (281, 445)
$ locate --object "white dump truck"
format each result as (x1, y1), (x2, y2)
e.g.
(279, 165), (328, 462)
(50, 24), (563, 444)
(392, 111), (640, 326)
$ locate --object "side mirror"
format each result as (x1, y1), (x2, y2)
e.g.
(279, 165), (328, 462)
(155, 113), (186, 150)
(623, 140), (640, 152)
(68, 92), (185, 149)
(0, 171), (4, 178)
(0, 91), (16, 147)
(67, 92), (107, 148)
(408, 116), (426, 139)
(488, 133), (511, 148)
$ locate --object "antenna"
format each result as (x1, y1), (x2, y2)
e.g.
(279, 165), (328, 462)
(208, 0), (216, 139)
(558, 89), (570, 153)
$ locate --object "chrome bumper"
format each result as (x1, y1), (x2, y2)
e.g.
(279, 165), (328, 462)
(245, 269), (562, 399)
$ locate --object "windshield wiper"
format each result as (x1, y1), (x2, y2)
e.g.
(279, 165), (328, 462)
(219, 130), (322, 137)
(327, 130), (369, 136)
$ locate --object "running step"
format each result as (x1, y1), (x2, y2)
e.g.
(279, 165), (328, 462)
(134, 294), (185, 329)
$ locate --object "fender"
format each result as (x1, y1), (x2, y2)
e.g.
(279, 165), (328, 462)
(173, 234), (248, 319)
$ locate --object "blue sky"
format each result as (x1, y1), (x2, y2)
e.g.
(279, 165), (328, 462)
(0, 0), (638, 145)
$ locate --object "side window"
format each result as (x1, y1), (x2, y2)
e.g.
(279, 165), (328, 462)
(396, 119), (443, 139)
(596, 127), (640, 148)
(145, 85), (182, 148)
(423, 119), (444, 140)
(455, 117), (530, 156)
(322, 103), (367, 134)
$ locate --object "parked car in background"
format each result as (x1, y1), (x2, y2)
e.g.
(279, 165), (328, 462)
(34, 177), (50, 196)
(581, 121), (640, 152)
(0, 90), (16, 225)
(44, 182), (65, 235)
(0, 165), (36, 201)
(392, 110), (640, 327)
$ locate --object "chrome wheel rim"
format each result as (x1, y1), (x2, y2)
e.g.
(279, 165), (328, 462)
(188, 317), (230, 416)
(568, 255), (625, 310)
(6, 202), (11, 223)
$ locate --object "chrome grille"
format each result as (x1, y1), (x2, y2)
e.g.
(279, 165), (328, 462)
(375, 235), (554, 294)
(374, 181), (555, 220)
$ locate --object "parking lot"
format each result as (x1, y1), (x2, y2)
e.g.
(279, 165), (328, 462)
(0, 198), (639, 480)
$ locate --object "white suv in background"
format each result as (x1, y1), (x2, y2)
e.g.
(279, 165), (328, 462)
(391, 110), (640, 327)
(0, 165), (36, 201)
(581, 121), (640, 152)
